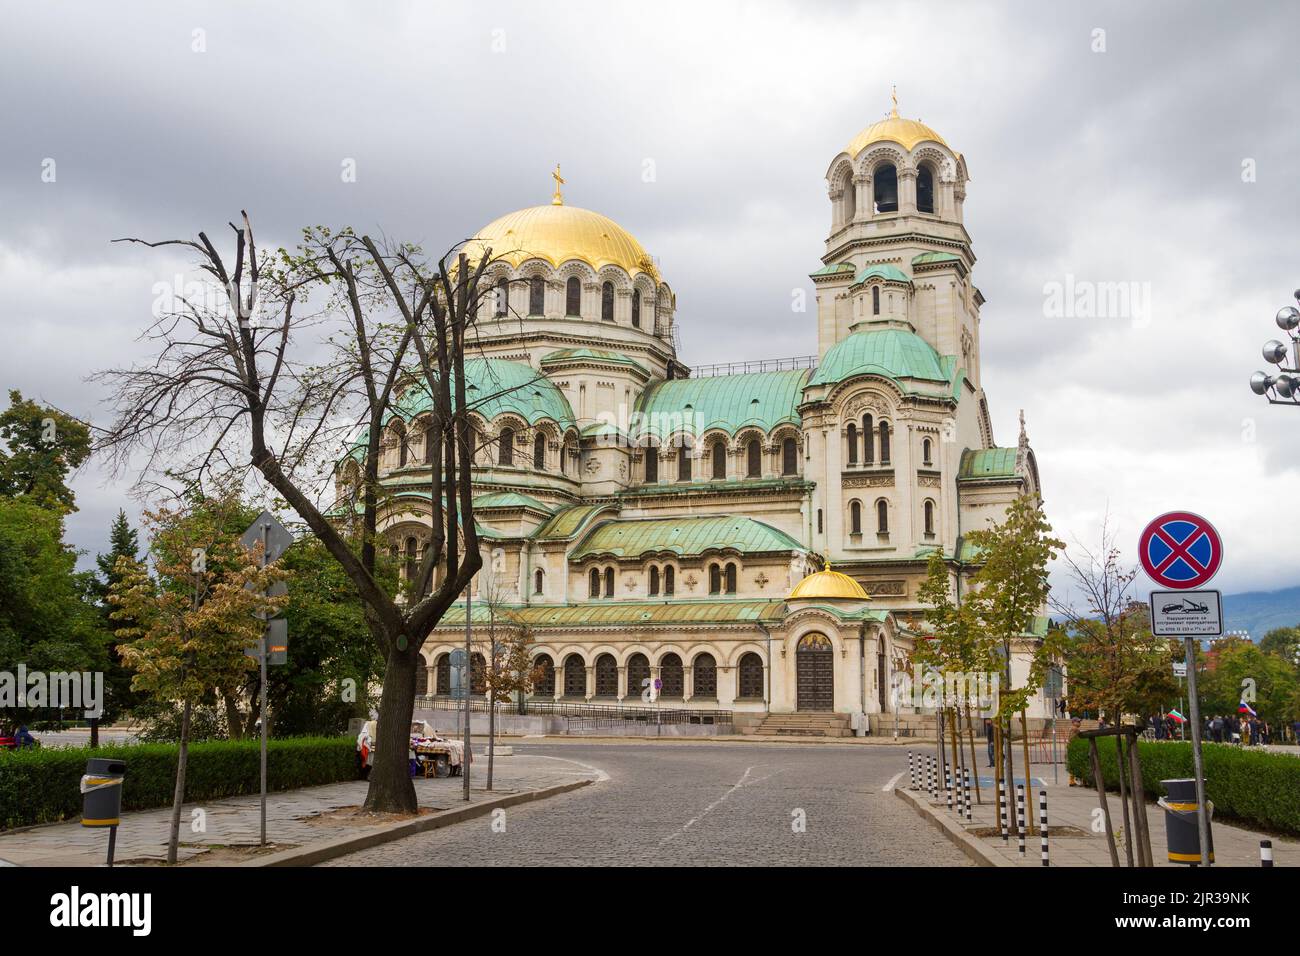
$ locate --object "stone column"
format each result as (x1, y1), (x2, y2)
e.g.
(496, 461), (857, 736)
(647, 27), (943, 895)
(854, 173), (871, 219)
(585, 665), (594, 701)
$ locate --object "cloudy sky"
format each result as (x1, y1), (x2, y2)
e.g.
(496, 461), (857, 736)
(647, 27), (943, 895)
(2, 0), (1298, 603)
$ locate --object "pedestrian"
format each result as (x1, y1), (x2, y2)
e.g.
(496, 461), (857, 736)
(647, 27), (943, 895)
(14, 724), (36, 749)
(984, 717), (994, 767)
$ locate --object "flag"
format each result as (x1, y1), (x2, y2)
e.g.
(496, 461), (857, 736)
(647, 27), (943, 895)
(1166, 709), (1185, 724)
(1238, 700), (1256, 717)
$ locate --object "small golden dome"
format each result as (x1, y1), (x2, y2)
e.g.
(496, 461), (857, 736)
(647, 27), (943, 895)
(787, 565), (870, 601)
(845, 100), (947, 157)
(463, 202), (658, 280)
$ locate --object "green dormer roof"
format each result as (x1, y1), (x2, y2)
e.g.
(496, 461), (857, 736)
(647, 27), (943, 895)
(912, 251), (962, 266)
(570, 515), (804, 561)
(854, 263), (911, 285)
(632, 370), (809, 439)
(807, 329), (949, 388)
(540, 347), (649, 376)
(473, 491), (552, 513)
(810, 262), (855, 278)
(532, 503), (614, 542)
(395, 358), (576, 430)
(958, 447), (1019, 480)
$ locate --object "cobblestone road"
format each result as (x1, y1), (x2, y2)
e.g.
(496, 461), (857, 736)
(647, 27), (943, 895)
(326, 742), (971, 866)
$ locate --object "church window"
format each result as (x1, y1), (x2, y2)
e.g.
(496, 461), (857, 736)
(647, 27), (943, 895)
(677, 445), (691, 482)
(565, 276), (581, 316)
(404, 536), (418, 583)
(604, 567), (614, 597)
(470, 653), (486, 695)
(850, 501), (862, 534)
(917, 164), (935, 214)
(724, 562), (737, 594)
(627, 653), (650, 699)
(659, 653), (684, 697)
(631, 289), (641, 328)
(924, 500), (936, 537)
(594, 654), (618, 697)
(589, 568), (600, 598)
(533, 432), (546, 470)
(877, 499), (889, 535)
(436, 653), (451, 695)
(817, 508), (823, 534)
(664, 565), (675, 595)
(712, 439), (727, 480)
(534, 568), (544, 595)
(645, 446), (658, 483)
(782, 437), (798, 475)
(528, 276), (545, 315)
(746, 438), (761, 478)
(495, 278), (508, 317)
(872, 286), (880, 315)
(709, 563), (721, 594)
(563, 654), (586, 697)
(873, 162), (898, 213)
(498, 427), (514, 466)
(922, 437), (933, 466)
(396, 424), (409, 467)
(533, 655), (555, 696)
(846, 423), (858, 465)
(738, 652), (764, 699)
(423, 425), (436, 465)
(879, 421), (891, 464)
(693, 653), (717, 699)
(601, 281), (614, 321)
(649, 566), (660, 596)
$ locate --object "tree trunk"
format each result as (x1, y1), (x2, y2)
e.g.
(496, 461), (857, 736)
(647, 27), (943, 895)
(223, 691), (244, 740)
(965, 701), (982, 803)
(362, 642), (420, 814)
(1004, 716), (1019, 835)
(487, 693), (495, 791)
(1020, 709), (1035, 835)
(167, 699), (192, 865)
(89, 716), (100, 749)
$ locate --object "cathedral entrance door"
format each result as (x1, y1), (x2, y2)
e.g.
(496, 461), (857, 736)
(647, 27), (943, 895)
(796, 633), (834, 712)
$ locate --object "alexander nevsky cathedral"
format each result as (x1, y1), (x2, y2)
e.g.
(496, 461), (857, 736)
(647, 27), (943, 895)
(344, 100), (1050, 732)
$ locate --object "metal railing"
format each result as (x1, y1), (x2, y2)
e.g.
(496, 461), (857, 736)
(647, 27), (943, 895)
(415, 694), (734, 727)
(691, 355), (817, 378)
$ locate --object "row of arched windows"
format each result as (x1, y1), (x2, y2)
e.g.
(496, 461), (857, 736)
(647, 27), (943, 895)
(587, 562), (738, 598)
(492, 426), (572, 476)
(846, 416), (891, 466)
(644, 436), (800, 483)
(495, 277), (646, 329)
(847, 498), (937, 537)
(844, 162), (937, 218)
(511, 651), (765, 700)
(708, 562), (738, 595)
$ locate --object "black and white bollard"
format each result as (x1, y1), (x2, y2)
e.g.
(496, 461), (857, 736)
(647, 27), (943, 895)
(998, 779), (1008, 842)
(928, 756), (936, 800)
(908, 750), (915, 790)
(1016, 784), (1026, 857)
(964, 767), (973, 822)
(1261, 840), (1273, 868)
(1039, 789), (1049, 867)
(945, 764), (953, 811)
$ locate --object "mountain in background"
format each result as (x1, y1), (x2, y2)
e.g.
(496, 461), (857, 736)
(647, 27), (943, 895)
(1222, 586), (1300, 640)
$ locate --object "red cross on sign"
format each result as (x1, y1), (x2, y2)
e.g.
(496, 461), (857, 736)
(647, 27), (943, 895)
(1138, 512), (1222, 590)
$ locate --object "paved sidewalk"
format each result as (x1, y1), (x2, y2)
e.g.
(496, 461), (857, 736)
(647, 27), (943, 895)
(896, 758), (1300, 867)
(0, 750), (599, 867)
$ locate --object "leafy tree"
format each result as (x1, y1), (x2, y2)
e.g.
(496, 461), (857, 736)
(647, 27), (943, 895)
(1200, 640), (1299, 729)
(1259, 626), (1300, 665)
(87, 509), (146, 738)
(0, 390), (91, 515)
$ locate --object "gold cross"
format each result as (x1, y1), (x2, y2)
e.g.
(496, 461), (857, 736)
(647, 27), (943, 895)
(551, 164), (565, 205)
(890, 85), (899, 118)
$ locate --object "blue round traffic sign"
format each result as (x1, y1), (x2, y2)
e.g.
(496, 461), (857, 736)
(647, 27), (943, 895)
(1138, 511), (1222, 589)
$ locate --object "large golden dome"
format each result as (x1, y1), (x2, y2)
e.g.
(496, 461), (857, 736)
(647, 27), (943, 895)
(463, 197), (658, 280)
(845, 104), (947, 157)
(787, 565), (870, 601)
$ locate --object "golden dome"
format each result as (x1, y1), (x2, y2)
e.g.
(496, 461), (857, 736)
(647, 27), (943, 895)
(787, 565), (870, 601)
(462, 201), (658, 280)
(845, 104), (947, 157)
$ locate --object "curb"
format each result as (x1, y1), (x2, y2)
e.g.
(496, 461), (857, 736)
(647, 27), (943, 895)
(894, 786), (1010, 868)
(241, 778), (594, 867)
(522, 735), (934, 746)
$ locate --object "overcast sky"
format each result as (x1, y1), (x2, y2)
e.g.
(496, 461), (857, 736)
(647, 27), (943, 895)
(2, 0), (1298, 604)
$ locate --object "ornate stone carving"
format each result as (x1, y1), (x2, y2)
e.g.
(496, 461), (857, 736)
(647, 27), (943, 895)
(917, 475), (941, 488)
(863, 580), (906, 597)
(842, 473), (895, 488)
(754, 572), (769, 590)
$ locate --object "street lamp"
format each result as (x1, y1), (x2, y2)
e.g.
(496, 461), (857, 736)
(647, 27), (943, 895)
(1250, 292), (1300, 405)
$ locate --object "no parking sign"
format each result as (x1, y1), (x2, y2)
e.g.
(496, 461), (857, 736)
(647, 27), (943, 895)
(1138, 511), (1222, 590)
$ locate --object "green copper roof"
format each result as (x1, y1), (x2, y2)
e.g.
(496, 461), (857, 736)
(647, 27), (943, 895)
(394, 358), (575, 430)
(810, 262), (855, 278)
(854, 263), (911, 285)
(436, 599), (787, 629)
(473, 491), (552, 512)
(807, 329), (949, 388)
(912, 251), (962, 266)
(570, 515), (804, 561)
(617, 477), (814, 498)
(532, 503), (614, 542)
(958, 447), (1019, 480)
(540, 348), (649, 376)
(633, 370), (810, 439)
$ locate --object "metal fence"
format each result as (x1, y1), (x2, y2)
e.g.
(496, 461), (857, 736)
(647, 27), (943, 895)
(415, 694), (733, 729)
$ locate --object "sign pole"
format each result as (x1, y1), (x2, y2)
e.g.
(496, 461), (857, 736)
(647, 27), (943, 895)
(259, 521), (269, 848)
(463, 588), (471, 802)
(1182, 635), (1211, 866)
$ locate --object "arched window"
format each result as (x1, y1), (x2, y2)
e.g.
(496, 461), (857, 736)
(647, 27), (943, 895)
(396, 425), (409, 467)
(436, 653), (451, 695)
(724, 562), (737, 594)
(863, 414), (874, 464)
(644, 446), (658, 482)
(712, 439), (727, 480)
(659, 653), (683, 697)
(917, 164), (935, 214)
(631, 289), (641, 327)
(649, 566), (660, 596)
(601, 281), (614, 321)
(746, 438), (761, 478)
(594, 654), (618, 697)
(565, 276), (581, 316)
(423, 425), (436, 465)
(495, 278), (508, 317)
(533, 655), (555, 696)
(709, 563), (721, 595)
(498, 427), (514, 466)
(627, 653), (650, 700)
(879, 420), (891, 464)
(589, 568), (600, 599)
(693, 653), (717, 699)
(922, 437), (933, 466)
(877, 499), (889, 534)
(664, 565), (675, 595)
(873, 162), (898, 213)
(533, 433), (546, 470)
(533, 568), (544, 595)
(604, 567), (614, 597)
(739, 653), (764, 699)
(872, 285), (880, 315)
(846, 422), (858, 465)
(404, 536), (418, 583)
(470, 652), (486, 695)
(817, 508), (824, 534)
(677, 445), (691, 482)
(563, 654), (586, 697)
(528, 275), (545, 315)
(850, 500), (862, 534)
(782, 437), (798, 476)
(560, 441), (570, 476)
(923, 499), (936, 537)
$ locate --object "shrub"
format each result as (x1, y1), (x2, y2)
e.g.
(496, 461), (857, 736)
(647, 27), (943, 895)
(0, 736), (358, 830)
(1067, 736), (1300, 836)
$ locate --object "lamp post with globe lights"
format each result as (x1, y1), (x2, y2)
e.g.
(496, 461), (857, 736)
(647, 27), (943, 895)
(1250, 292), (1300, 405)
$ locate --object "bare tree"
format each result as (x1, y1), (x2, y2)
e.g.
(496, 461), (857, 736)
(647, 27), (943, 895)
(96, 215), (498, 813)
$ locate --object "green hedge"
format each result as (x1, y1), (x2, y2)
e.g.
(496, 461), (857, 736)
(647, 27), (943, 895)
(0, 736), (359, 830)
(1067, 737), (1300, 836)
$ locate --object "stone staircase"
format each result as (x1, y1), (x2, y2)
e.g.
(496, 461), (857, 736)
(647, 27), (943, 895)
(753, 713), (853, 737)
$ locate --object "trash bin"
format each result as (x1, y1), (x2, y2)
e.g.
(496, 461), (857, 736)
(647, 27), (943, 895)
(1158, 777), (1213, 865)
(80, 758), (126, 828)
